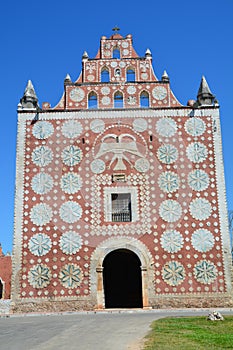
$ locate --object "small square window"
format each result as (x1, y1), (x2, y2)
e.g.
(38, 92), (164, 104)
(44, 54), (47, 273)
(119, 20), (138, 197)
(111, 193), (131, 222)
(104, 187), (138, 222)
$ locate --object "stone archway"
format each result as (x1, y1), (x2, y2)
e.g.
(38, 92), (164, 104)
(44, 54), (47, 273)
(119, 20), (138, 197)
(103, 249), (143, 308)
(90, 237), (154, 309)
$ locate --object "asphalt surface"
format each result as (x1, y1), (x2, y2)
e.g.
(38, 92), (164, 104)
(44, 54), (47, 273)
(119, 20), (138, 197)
(0, 309), (233, 350)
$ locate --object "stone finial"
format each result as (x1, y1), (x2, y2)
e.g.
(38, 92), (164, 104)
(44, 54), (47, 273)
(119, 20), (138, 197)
(187, 99), (196, 107)
(162, 70), (169, 82)
(145, 48), (152, 58)
(17, 102), (22, 110)
(82, 51), (89, 60)
(197, 76), (215, 106)
(64, 74), (72, 84)
(20, 80), (39, 110)
(24, 80), (36, 96)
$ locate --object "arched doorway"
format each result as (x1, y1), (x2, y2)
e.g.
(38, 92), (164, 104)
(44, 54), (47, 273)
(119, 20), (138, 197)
(103, 249), (143, 308)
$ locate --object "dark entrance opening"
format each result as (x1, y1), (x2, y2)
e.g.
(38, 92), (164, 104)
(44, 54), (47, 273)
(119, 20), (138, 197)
(103, 249), (143, 308)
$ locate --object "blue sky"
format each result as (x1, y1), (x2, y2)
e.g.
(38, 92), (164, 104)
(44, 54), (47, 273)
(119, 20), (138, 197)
(1, 0), (233, 253)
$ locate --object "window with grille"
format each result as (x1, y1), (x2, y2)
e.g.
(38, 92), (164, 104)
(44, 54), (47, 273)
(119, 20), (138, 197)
(111, 193), (131, 222)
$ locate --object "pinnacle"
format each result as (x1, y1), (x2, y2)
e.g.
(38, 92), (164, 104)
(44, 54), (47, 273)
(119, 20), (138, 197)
(145, 48), (152, 57)
(198, 76), (213, 96)
(64, 74), (71, 81)
(162, 70), (169, 82)
(20, 79), (39, 109)
(24, 80), (37, 98)
(197, 76), (215, 106)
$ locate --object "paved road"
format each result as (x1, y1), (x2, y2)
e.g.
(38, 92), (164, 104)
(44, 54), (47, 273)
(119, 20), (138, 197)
(0, 309), (232, 350)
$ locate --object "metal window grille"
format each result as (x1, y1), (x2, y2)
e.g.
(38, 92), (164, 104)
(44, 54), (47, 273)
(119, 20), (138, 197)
(111, 193), (131, 222)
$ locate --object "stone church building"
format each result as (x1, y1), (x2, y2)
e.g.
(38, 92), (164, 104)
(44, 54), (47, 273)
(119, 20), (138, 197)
(12, 31), (232, 312)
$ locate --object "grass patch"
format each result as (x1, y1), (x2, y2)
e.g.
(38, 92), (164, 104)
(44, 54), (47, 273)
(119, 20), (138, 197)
(143, 316), (233, 349)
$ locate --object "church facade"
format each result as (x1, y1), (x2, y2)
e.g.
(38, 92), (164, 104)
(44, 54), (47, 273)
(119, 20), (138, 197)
(12, 31), (232, 312)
